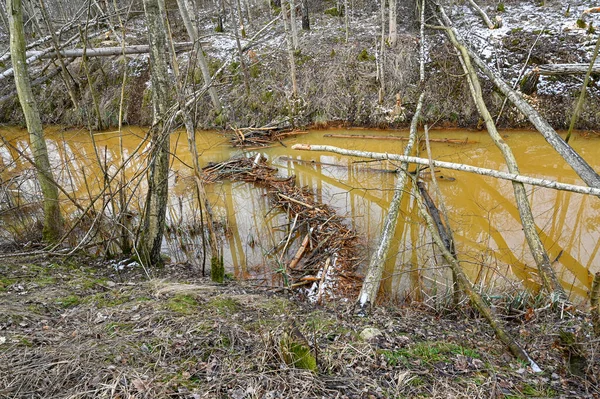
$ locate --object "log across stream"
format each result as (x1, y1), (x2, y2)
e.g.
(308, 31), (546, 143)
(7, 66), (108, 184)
(1, 126), (599, 303)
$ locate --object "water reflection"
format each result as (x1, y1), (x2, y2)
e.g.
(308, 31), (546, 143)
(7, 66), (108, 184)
(1, 126), (599, 302)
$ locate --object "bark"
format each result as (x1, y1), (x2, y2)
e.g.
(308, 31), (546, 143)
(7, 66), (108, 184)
(412, 182), (542, 372)
(565, 36), (600, 143)
(290, 144), (600, 197)
(26, 42), (194, 58)
(378, 0), (385, 102)
(139, 0), (172, 267)
(591, 272), (600, 337)
(300, 0), (309, 30)
(437, 7), (600, 189)
(388, 0), (396, 45)
(344, 0), (349, 42)
(537, 63), (600, 76)
(8, 0), (62, 242)
(289, 0), (298, 49)
(175, 0), (222, 112)
(282, 0), (297, 97)
(445, 23), (566, 299)
(466, 0), (495, 29)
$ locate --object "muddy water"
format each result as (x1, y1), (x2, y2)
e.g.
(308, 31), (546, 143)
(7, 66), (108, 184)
(1, 126), (599, 301)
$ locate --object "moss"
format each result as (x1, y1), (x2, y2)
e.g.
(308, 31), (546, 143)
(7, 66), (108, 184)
(576, 19), (587, 29)
(588, 23), (595, 34)
(357, 49), (375, 62)
(280, 333), (317, 372)
(380, 342), (481, 366)
(210, 255), (224, 284)
(0, 277), (16, 292)
(167, 294), (199, 315)
(55, 295), (81, 308)
(207, 297), (239, 314)
(324, 7), (342, 17)
(250, 63), (261, 78)
(497, 2), (505, 12)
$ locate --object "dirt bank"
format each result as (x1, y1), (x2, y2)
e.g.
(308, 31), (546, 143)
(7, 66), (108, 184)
(0, 0), (598, 131)
(1, 253), (598, 398)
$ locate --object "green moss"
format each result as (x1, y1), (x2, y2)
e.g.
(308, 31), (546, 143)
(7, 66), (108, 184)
(210, 255), (224, 283)
(497, 2), (505, 12)
(0, 277), (16, 292)
(167, 294), (199, 315)
(588, 23), (595, 34)
(357, 49), (375, 62)
(250, 63), (261, 78)
(56, 295), (81, 308)
(576, 19), (587, 29)
(280, 334), (317, 372)
(207, 297), (239, 314)
(380, 342), (481, 366)
(324, 7), (341, 17)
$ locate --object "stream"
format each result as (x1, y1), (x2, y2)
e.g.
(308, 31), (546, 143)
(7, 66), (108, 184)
(1, 126), (599, 302)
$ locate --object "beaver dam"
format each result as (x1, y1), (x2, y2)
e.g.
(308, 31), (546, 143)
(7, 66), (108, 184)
(1, 126), (599, 305)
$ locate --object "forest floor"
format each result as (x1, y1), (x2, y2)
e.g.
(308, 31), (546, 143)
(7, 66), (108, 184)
(1, 253), (599, 398)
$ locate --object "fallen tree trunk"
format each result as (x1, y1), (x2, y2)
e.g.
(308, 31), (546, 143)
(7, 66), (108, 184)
(25, 42), (195, 59)
(466, 0), (497, 29)
(290, 144), (600, 197)
(537, 63), (600, 76)
(443, 20), (566, 298)
(412, 180), (542, 372)
(323, 133), (477, 144)
(436, 7), (600, 189)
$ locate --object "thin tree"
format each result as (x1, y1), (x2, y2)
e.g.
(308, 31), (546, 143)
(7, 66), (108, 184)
(300, 0), (309, 30)
(388, 0), (397, 45)
(8, 0), (62, 242)
(139, 0), (172, 266)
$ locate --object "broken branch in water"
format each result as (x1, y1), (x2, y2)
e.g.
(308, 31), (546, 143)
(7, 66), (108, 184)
(323, 133), (477, 144)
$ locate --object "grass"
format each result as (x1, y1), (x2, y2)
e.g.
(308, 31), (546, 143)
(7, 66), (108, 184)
(166, 294), (199, 315)
(55, 295), (81, 308)
(206, 297), (239, 314)
(381, 341), (481, 366)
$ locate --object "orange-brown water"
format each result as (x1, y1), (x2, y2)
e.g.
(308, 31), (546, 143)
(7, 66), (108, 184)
(1, 126), (599, 302)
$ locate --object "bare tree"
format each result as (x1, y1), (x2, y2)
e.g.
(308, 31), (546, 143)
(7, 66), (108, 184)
(300, 0), (309, 30)
(139, 0), (173, 266)
(388, 0), (396, 45)
(8, 0), (62, 242)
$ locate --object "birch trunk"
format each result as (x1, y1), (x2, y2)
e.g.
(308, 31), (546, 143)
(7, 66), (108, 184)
(139, 0), (172, 267)
(356, 0), (426, 313)
(290, 144), (600, 197)
(444, 23), (566, 299)
(289, 0), (298, 49)
(175, 0), (222, 112)
(8, 0), (62, 242)
(388, 0), (396, 45)
(591, 272), (600, 336)
(466, 0), (495, 29)
(437, 7), (600, 189)
(282, 0), (297, 97)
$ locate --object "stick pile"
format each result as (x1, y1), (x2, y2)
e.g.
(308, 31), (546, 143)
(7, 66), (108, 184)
(203, 156), (362, 300)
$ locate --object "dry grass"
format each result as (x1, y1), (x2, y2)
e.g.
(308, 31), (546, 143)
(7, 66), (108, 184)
(1, 254), (599, 398)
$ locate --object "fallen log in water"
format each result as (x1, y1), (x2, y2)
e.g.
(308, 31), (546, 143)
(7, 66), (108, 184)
(291, 144), (600, 197)
(323, 133), (478, 144)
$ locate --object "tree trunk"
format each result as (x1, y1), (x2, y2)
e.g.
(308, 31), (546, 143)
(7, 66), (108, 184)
(8, 0), (62, 242)
(537, 63), (600, 76)
(388, 0), (396, 45)
(378, 0), (385, 103)
(288, 0), (298, 49)
(356, 0), (426, 313)
(232, 0), (251, 94)
(444, 23), (566, 299)
(412, 182), (542, 372)
(591, 272), (600, 337)
(175, 0), (222, 112)
(437, 7), (600, 189)
(344, 0), (349, 42)
(466, 0), (495, 29)
(139, 0), (172, 267)
(290, 144), (600, 197)
(282, 0), (297, 97)
(300, 0), (309, 30)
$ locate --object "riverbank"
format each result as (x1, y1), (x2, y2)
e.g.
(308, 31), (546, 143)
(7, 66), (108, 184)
(1, 253), (598, 398)
(0, 1), (598, 131)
